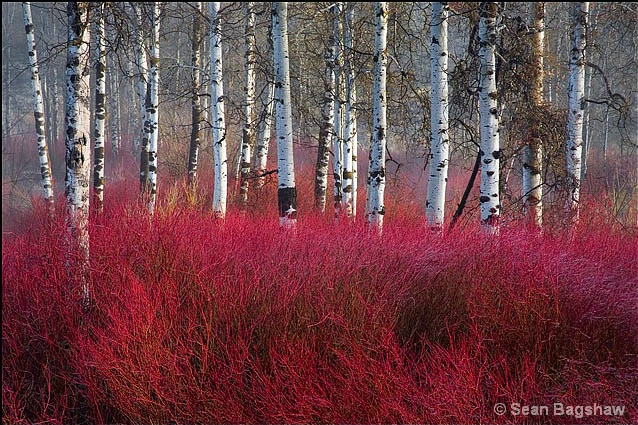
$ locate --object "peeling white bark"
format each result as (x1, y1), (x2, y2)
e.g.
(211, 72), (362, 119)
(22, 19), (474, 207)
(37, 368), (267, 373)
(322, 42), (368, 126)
(478, 2), (501, 233)
(239, 1), (256, 206)
(147, 2), (160, 214)
(333, 2), (344, 218)
(187, 2), (202, 187)
(211, 1), (228, 219)
(566, 2), (588, 224)
(64, 1), (91, 309)
(522, 2), (544, 229)
(23, 2), (55, 210)
(425, 2), (450, 232)
(342, 3), (358, 218)
(133, 2), (150, 191)
(255, 81), (274, 189)
(273, 2), (297, 229)
(366, 2), (388, 232)
(314, 8), (336, 213)
(93, 2), (106, 212)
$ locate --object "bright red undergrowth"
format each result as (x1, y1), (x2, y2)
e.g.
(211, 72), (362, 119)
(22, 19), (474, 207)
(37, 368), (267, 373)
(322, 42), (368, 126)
(2, 162), (638, 424)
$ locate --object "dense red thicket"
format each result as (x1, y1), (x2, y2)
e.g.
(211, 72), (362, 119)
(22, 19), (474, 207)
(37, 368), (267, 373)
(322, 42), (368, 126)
(2, 159), (638, 425)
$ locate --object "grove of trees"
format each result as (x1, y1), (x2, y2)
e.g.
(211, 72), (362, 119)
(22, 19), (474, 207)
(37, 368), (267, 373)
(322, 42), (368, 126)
(3, 2), (636, 233)
(2, 2), (638, 424)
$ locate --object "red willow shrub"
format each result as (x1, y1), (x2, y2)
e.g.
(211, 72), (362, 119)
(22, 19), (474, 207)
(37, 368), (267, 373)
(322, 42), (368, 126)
(2, 170), (637, 424)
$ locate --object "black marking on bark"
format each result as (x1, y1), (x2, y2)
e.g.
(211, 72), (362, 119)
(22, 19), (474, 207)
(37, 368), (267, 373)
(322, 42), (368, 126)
(480, 195), (490, 203)
(278, 186), (297, 219)
(369, 168), (385, 180)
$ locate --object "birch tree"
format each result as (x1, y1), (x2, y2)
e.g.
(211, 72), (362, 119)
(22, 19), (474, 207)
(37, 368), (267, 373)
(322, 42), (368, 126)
(314, 7), (336, 213)
(187, 1), (202, 188)
(93, 2), (106, 213)
(23, 2), (55, 212)
(108, 51), (121, 162)
(273, 1), (297, 229)
(366, 1), (388, 232)
(255, 81), (274, 189)
(565, 2), (588, 224)
(133, 2), (150, 193)
(522, 1), (544, 228)
(64, 1), (91, 309)
(425, 2), (450, 232)
(239, 1), (256, 208)
(333, 2), (344, 218)
(210, 1), (228, 219)
(342, 3), (358, 218)
(147, 1), (160, 214)
(478, 2), (501, 233)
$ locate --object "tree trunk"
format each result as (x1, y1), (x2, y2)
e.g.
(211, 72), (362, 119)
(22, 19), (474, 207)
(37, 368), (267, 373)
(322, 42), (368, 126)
(273, 2), (297, 229)
(187, 2), (202, 188)
(603, 108), (609, 160)
(342, 3), (358, 219)
(23, 2), (55, 212)
(93, 2), (106, 213)
(580, 7), (597, 184)
(314, 7), (336, 213)
(65, 1), (91, 310)
(2, 45), (10, 141)
(211, 1), (228, 219)
(108, 52), (121, 163)
(255, 81), (274, 189)
(239, 1), (256, 208)
(52, 67), (60, 147)
(146, 2), (160, 214)
(366, 1), (388, 232)
(478, 2), (501, 233)
(565, 2), (588, 224)
(133, 3), (150, 193)
(522, 1), (544, 229)
(425, 2), (450, 232)
(333, 2), (344, 219)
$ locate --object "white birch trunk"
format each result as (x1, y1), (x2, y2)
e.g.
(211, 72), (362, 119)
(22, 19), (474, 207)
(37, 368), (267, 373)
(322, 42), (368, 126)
(333, 2), (344, 218)
(342, 3), (358, 218)
(108, 52), (121, 161)
(255, 81), (274, 189)
(65, 1), (91, 309)
(52, 67), (60, 145)
(366, 1), (388, 232)
(187, 2), (202, 187)
(239, 1), (256, 207)
(522, 1), (544, 228)
(273, 2), (297, 229)
(23, 2), (55, 211)
(314, 10), (336, 213)
(565, 2), (588, 223)
(132, 2), (150, 192)
(425, 2), (450, 232)
(147, 2), (160, 214)
(478, 2), (501, 233)
(93, 2), (106, 213)
(210, 1), (228, 219)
